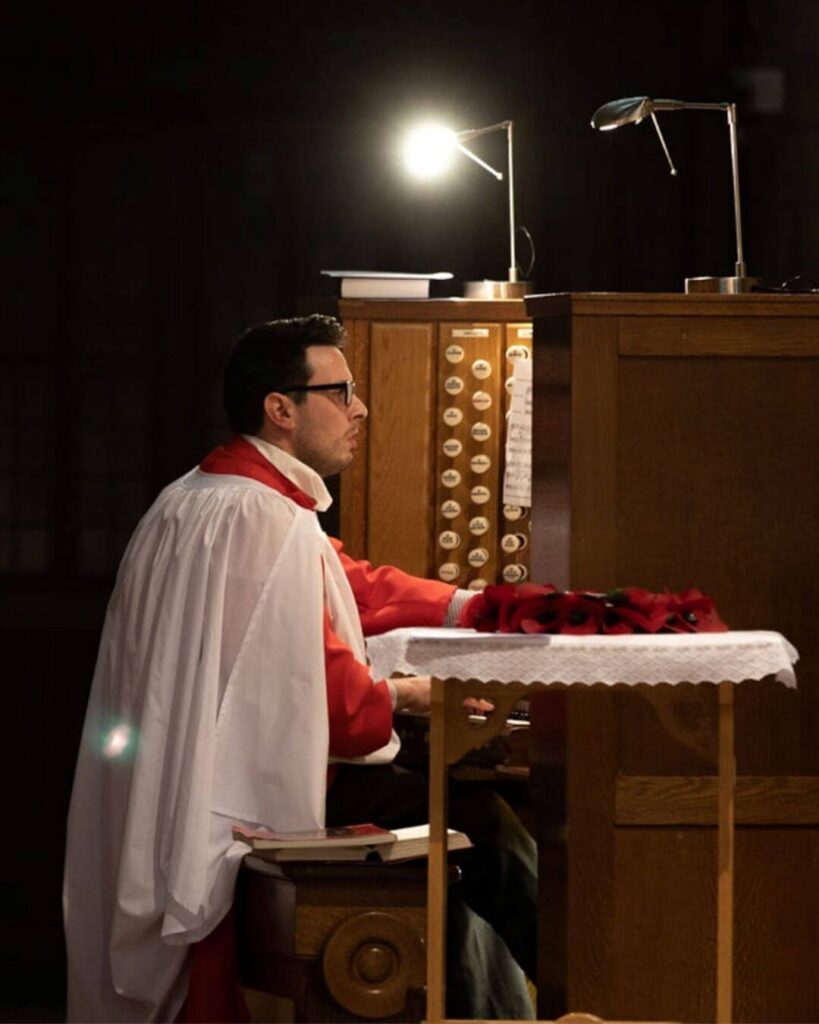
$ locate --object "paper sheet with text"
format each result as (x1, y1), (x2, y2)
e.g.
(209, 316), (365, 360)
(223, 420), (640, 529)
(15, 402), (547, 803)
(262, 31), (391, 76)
(502, 357), (532, 507)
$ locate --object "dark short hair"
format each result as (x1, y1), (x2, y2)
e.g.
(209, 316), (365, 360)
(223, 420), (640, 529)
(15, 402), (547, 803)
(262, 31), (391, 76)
(224, 314), (346, 434)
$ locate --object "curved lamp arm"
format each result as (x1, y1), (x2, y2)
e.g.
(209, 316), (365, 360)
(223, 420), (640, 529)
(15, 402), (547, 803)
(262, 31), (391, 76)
(456, 120), (518, 282)
(591, 96), (748, 280)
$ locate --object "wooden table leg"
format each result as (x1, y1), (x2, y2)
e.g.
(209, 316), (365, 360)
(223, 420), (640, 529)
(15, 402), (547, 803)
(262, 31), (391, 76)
(717, 681), (735, 1024)
(427, 676), (447, 1023)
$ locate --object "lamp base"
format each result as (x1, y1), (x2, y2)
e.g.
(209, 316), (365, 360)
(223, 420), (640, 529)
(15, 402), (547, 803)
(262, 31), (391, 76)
(685, 275), (760, 294)
(463, 279), (533, 299)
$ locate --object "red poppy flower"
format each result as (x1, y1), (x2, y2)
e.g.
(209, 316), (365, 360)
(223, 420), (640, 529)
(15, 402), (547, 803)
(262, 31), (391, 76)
(558, 592), (607, 634)
(511, 591), (565, 633)
(660, 588), (728, 633)
(458, 583), (559, 633)
(602, 587), (669, 634)
(517, 590), (605, 634)
(456, 584), (516, 631)
(499, 583), (559, 632)
(456, 590), (497, 631)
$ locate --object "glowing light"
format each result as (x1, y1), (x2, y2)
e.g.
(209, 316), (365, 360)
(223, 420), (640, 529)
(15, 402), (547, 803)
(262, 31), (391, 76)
(103, 724), (132, 759)
(402, 123), (458, 179)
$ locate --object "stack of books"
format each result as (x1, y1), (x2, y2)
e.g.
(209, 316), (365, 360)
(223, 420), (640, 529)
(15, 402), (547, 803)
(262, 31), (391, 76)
(321, 270), (453, 299)
(232, 821), (471, 863)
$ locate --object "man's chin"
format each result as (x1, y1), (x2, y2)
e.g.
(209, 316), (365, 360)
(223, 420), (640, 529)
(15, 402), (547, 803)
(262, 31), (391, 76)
(318, 453), (355, 479)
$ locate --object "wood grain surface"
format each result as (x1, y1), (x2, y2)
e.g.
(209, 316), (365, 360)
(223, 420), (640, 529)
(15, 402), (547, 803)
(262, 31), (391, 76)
(528, 293), (819, 1022)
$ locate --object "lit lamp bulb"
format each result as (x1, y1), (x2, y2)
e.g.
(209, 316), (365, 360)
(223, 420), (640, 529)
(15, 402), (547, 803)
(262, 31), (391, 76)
(398, 117), (532, 296)
(402, 123), (458, 179)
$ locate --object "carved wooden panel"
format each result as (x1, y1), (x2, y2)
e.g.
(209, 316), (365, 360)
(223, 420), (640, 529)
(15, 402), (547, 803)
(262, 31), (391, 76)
(367, 321), (436, 576)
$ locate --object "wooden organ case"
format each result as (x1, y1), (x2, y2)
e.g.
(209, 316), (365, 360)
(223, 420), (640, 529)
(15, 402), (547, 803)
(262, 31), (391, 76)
(524, 291), (819, 1024)
(337, 298), (532, 588)
(333, 292), (819, 1024)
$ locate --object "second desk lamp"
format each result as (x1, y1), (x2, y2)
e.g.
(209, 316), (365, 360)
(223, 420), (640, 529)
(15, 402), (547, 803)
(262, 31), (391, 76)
(591, 96), (758, 294)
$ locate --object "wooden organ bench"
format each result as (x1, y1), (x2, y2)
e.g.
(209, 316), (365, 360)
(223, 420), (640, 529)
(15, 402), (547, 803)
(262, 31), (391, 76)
(236, 856), (429, 1023)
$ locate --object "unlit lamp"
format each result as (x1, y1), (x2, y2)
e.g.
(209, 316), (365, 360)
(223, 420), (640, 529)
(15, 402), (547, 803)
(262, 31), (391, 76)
(401, 120), (533, 298)
(591, 96), (758, 294)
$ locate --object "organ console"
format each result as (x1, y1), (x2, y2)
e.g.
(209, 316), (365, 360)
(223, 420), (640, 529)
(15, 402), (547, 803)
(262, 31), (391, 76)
(336, 298), (532, 586)
(334, 296), (538, 769)
(325, 292), (819, 1023)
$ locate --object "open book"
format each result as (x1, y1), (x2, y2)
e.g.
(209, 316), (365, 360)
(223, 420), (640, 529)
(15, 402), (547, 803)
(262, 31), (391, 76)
(232, 822), (472, 863)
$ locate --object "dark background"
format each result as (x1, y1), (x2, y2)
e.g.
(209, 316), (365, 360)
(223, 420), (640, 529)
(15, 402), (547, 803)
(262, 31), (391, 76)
(2, 1), (818, 1018)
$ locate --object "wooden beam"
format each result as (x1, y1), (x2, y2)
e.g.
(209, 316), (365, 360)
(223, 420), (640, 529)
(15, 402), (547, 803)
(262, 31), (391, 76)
(615, 775), (819, 826)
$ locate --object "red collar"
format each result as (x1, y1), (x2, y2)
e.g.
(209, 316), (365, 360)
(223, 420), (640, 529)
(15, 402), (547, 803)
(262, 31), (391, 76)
(199, 437), (317, 510)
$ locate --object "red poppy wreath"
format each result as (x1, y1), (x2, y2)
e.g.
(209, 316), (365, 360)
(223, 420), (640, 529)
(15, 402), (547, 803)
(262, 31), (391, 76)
(456, 583), (728, 635)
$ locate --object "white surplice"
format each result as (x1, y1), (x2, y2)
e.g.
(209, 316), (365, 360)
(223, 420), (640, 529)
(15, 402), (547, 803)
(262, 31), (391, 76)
(63, 440), (394, 1022)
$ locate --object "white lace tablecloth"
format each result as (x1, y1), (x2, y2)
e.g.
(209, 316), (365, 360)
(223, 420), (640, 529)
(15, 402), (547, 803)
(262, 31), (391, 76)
(367, 628), (798, 687)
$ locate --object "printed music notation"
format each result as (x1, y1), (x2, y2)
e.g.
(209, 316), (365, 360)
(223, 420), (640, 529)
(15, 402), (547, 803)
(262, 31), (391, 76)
(503, 358), (532, 507)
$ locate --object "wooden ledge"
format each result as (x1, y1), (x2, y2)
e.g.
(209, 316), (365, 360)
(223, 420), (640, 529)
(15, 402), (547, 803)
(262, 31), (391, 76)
(615, 774), (819, 825)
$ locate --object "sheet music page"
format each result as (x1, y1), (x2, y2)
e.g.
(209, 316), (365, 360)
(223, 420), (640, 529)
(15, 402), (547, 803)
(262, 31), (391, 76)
(502, 357), (532, 507)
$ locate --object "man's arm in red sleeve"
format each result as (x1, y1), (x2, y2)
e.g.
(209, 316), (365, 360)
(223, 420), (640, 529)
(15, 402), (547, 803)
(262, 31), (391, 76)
(323, 606), (394, 758)
(330, 538), (455, 636)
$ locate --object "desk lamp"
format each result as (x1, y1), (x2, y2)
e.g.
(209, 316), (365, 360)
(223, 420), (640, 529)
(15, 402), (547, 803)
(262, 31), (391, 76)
(402, 120), (533, 298)
(591, 96), (758, 294)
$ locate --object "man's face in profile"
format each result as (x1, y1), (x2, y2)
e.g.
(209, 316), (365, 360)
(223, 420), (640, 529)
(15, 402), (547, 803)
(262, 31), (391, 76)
(290, 345), (368, 478)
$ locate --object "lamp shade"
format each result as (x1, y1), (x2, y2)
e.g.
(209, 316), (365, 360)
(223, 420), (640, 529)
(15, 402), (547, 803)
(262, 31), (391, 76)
(591, 96), (655, 130)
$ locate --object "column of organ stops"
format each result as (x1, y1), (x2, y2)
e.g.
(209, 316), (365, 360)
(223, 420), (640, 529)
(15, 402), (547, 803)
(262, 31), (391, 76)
(434, 324), (532, 590)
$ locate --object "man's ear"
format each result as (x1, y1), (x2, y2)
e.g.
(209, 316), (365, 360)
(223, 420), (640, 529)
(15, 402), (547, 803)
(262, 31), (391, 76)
(262, 392), (296, 432)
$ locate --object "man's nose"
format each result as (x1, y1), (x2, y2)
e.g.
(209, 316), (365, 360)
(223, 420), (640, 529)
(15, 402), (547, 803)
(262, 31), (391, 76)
(351, 395), (368, 419)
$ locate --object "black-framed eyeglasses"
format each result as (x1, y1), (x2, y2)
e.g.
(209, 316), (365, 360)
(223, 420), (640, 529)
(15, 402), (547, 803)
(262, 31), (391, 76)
(279, 380), (356, 407)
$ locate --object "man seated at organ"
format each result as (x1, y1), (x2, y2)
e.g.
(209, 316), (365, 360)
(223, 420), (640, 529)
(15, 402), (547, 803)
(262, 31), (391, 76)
(63, 314), (539, 1022)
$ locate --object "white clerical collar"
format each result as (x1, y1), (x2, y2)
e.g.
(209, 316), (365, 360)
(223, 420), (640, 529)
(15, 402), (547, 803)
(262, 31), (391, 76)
(241, 434), (333, 512)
